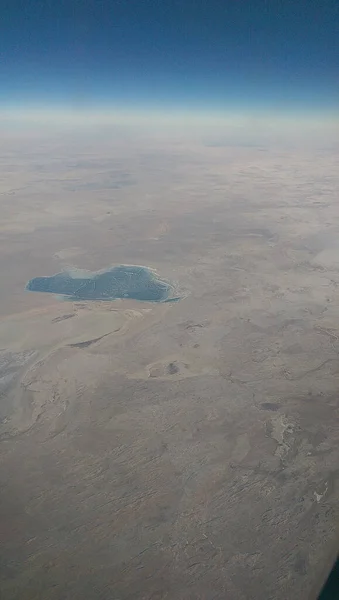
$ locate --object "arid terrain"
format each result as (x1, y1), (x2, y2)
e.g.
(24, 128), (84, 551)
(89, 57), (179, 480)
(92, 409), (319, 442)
(1, 125), (339, 599)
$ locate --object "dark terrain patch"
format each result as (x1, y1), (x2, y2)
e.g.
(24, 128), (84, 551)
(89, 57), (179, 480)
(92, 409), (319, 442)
(260, 402), (281, 411)
(68, 333), (111, 348)
(167, 362), (179, 375)
(52, 314), (76, 323)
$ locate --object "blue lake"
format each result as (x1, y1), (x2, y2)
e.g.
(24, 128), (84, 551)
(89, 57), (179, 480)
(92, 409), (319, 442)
(26, 265), (178, 303)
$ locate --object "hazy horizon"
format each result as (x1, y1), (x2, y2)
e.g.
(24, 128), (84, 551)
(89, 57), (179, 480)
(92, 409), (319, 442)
(1, 105), (338, 152)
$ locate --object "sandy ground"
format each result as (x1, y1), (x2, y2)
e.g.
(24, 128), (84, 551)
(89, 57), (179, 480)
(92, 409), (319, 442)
(1, 128), (339, 599)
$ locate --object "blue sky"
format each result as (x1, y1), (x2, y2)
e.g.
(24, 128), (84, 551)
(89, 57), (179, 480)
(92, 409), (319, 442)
(1, 0), (338, 113)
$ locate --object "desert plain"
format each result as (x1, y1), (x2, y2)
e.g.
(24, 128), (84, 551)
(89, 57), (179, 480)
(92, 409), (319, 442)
(1, 122), (339, 599)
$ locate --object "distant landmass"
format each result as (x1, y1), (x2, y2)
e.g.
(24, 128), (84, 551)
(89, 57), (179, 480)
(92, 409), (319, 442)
(26, 265), (178, 303)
